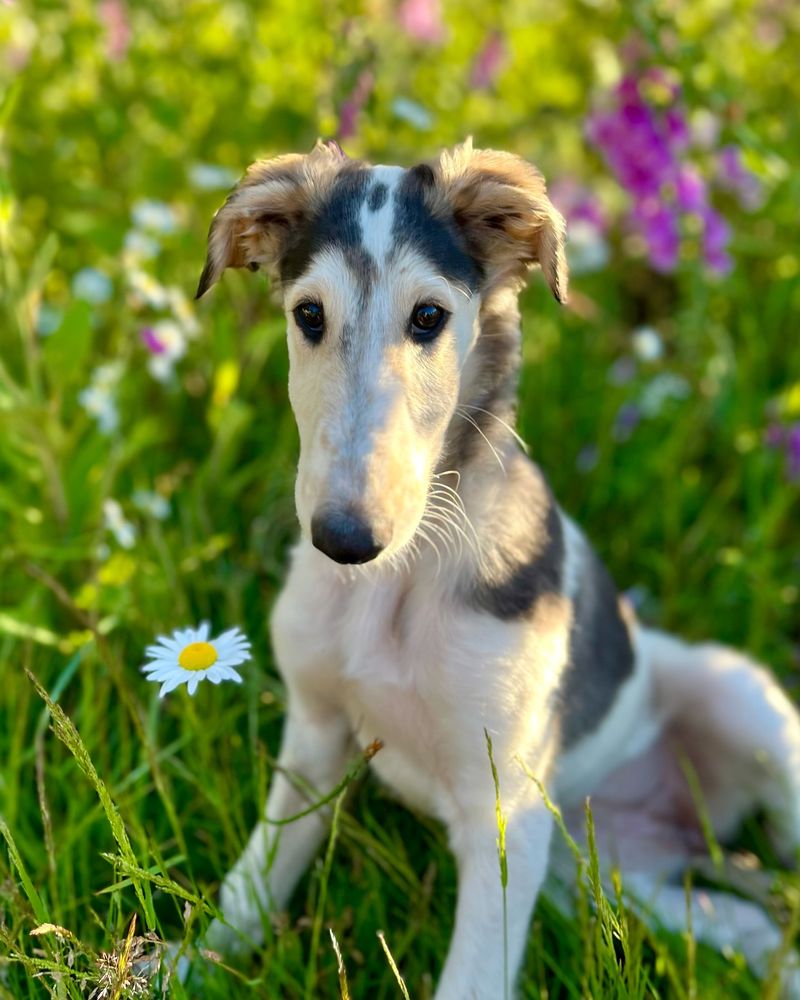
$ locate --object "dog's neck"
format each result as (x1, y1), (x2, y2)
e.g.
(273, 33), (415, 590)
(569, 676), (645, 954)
(420, 285), (559, 603)
(442, 285), (524, 479)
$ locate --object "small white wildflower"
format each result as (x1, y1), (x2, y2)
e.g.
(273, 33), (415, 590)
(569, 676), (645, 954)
(690, 108), (721, 150)
(631, 325), (664, 363)
(188, 163), (239, 191)
(123, 229), (161, 262)
(132, 490), (170, 520)
(36, 304), (63, 337)
(565, 219), (610, 275)
(147, 354), (174, 382)
(79, 385), (119, 433)
(150, 319), (185, 360)
(639, 372), (690, 417)
(72, 267), (113, 305)
(131, 198), (178, 234)
(391, 97), (433, 130)
(102, 499), (137, 549)
(142, 623), (251, 697)
(127, 268), (170, 310)
(144, 320), (186, 382)
(167, 286), (199, 337)
(79, 363), (123, 433)
(93, 361), (124, 388)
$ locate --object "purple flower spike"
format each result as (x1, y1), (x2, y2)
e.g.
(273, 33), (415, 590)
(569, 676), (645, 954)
(337, 70), (374, 141)
(787, 425), (800, 481)
(765, 422), (800, 482)
(470, 32), (506, 89)
(676, 165), (707, 212)
(765, 423), (786, 448)
(716, 145), (763, 211)
(586, 50), (738, 277)
(140, 326), (165, 354)
(613, 402), (642, 441)
(701, 207), (732, 274)
(633, 201), (680, 272)
(664, 108), (690, 150)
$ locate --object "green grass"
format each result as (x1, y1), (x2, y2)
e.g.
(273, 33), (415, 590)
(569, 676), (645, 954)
(1, 1), (800, 997)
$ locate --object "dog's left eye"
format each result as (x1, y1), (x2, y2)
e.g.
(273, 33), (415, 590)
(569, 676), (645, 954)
(410, 303), (448, 343)
(293, 301), (325, 343)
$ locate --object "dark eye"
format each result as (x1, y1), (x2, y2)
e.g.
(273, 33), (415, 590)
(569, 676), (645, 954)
(293, 301), (325, 343)
(410, 303), (448, 343)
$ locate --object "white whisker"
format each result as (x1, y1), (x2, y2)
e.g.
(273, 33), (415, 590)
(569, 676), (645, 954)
(455, 408), (507, 477)
(459, 403), (529, 454)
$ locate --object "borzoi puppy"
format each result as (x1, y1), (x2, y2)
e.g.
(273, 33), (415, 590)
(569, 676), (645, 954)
(195, 140), (800, 998)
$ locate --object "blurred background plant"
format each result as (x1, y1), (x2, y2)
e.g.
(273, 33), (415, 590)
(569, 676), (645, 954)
(1, 1), (799, 997)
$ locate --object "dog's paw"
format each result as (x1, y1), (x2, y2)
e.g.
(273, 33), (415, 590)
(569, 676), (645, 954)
(203, 916), (260, 958)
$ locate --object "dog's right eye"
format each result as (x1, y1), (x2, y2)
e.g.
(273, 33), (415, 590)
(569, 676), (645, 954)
(293, 301), (325, 343)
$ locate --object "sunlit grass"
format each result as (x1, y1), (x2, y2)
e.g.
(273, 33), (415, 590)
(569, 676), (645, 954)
(1, 1), (799, 996)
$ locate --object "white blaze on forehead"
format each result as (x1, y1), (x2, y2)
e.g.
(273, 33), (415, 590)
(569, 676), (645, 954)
(359, 166), (405, 263)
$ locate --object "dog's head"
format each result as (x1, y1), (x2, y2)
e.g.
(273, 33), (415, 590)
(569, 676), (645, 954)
(196, 140), (567, 565)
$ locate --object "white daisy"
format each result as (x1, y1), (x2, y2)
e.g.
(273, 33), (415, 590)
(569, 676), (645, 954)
(142, 623), (251, 697)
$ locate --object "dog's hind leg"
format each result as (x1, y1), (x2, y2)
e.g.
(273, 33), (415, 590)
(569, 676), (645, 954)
(642, 628), (800, 860)
(206, 699), (354, 955)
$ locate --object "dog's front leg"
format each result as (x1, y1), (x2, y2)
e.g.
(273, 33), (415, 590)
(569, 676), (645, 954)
(206, 698), (353, 954)
(435, 802), (553, 1000)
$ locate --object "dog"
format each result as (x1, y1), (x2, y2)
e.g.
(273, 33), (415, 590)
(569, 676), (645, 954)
(195, 139), (800, 998)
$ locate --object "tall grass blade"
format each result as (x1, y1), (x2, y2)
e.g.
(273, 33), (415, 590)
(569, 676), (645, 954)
(377, 931), (411, 1000)
(26, 669), (155, 928)
(485, 729), (509, 1000)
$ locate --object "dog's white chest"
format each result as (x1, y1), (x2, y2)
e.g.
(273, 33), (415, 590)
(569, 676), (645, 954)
(273, 545), (488, 819)
(336, 574), (457, 817)
(272, 543), (569, 825)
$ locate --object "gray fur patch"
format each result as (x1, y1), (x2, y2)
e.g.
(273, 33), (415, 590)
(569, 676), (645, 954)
(558, 548), (635, 748)
(367, 182), (388, 212)
(279, 166), (371, 284)
(469, 468), (564, 620)
(392, 168), (481, 290)
(444, 300), (521, 471)
(342, 246), (378, 300)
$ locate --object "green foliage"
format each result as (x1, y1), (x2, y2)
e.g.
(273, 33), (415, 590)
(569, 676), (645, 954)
(1, 1), (799, 997)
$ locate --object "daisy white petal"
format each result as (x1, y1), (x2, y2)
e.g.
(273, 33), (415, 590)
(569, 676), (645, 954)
(216, 653), (250, 668)
(217, 640), (252, 657)
(214, 626), (247, 646)
(215, 666), (244, 683)
(145, 645), (173, 659)
(159, 676), (186, 698)
(143, 654), (178, 666)
(153, 635), (183, 652)
(143, 665), (179, 678)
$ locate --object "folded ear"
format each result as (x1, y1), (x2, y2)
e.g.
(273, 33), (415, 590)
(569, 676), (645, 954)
(195, 140), (346, 299)
(433, 140), (568, 302)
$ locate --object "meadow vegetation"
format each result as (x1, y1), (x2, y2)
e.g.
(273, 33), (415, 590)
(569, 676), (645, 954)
(1, 1), (799, 996)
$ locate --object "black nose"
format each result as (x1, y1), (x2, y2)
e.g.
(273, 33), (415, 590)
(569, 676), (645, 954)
(311, 508), (384, 565)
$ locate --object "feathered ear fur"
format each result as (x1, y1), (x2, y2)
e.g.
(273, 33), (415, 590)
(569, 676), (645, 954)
(194, 139), (347, 299)
(432, 139), (568, 302)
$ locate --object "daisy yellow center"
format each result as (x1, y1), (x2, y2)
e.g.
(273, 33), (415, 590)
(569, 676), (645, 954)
(178, 641), (218, 671)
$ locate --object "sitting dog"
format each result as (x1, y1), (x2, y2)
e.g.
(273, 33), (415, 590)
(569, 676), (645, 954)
(195, 140), (800, 998)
